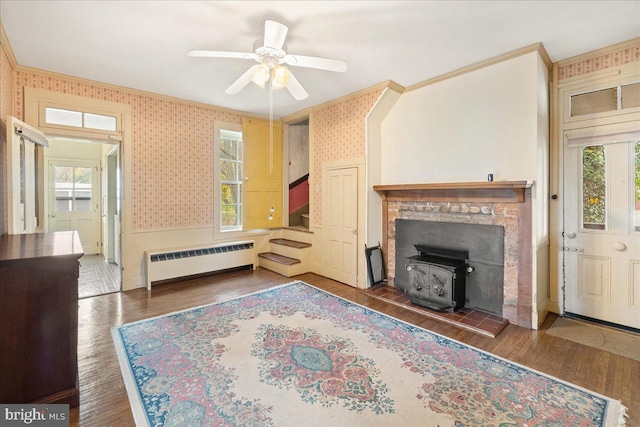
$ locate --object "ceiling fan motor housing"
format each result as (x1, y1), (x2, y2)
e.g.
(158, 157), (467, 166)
(253, 44), (286, 68)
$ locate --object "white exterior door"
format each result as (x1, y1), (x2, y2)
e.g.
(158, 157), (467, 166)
(323, 167), (358, 287)
(563, 133), (640, 329)
(48, 159), (101, 254)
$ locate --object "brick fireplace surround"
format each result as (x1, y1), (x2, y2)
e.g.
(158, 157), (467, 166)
(373, 181), (533, 329)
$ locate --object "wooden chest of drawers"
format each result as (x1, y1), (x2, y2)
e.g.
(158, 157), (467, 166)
(0, 231), (83, 406)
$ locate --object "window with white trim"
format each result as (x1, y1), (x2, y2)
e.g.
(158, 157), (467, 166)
(217, 126), (243, 231)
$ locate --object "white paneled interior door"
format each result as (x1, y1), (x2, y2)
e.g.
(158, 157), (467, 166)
(323, 166), (358, 287)
(564, 134), (640, 329)
(48, 159), (101, 254)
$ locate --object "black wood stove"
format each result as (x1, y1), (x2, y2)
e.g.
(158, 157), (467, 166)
(405, 244), (469, 312)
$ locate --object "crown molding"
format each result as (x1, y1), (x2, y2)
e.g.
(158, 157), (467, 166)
(406, 43), (550, 93)
(15, 64), (273, 120)
(306, 80), (404, 114)
(0, 22), (18, 70)
(282, 108), (312, 124)
(283, 80), (404, 121)
(4, 23), (403, 123)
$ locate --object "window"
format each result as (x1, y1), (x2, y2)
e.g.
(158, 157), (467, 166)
(44, 107), (118, 131)
(582, 145), (606, 230)
(570, 82), (640, 117)
(219, 128), (243, 231)
(54, 165), (93, 212)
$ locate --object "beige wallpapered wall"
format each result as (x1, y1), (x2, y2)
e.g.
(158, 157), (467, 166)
(14, 71), (243, 231)
(558, 43), (639, 80)
(0, 45), (15, 236)
(310, 89), (383, 224)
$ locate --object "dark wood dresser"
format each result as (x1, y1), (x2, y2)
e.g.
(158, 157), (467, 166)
(0, 231), (83, 406)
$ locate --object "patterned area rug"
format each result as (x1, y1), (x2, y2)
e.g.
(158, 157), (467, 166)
(112, 282), (627, 426)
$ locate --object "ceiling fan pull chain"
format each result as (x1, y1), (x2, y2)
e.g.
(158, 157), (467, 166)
(268, 83), (274, 220)
(269, 83), (274, 176)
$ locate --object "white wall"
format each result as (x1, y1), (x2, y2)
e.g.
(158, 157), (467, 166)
(381, 52), (540, 184)
(45, 138), (104, 161)
(366, 88), (401, 256)
(378, 50), (550, 326)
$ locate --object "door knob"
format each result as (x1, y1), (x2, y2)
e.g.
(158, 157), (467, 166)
(352, 229), (358, 235)
(614, 242), (627, 251)
(566, 232), (576, 239)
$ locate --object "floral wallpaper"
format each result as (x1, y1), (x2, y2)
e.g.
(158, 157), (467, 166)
(0, 47), (12, 118)
(14, 70), (242, 231)
(311, 89), (383, 224)
(559, 43), (640, 80)
(0, 45), (15, 236)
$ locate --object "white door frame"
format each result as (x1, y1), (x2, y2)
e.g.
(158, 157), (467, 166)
(551, 61), (640, 316)
(321, 157), (366, 288)
(104, 145), (120, 264)
(24, 87), (132, 289)
(562, 123), (640, 328)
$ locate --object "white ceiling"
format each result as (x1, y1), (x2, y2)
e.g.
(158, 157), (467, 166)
(2, 1), (639, 118)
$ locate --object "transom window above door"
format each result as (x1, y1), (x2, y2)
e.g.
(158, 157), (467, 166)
(35, 99), (123, 141)
(44, 107), (118, 131)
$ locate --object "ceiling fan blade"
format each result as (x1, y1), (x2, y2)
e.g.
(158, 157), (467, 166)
(188, 50), (257, 60)
(285, 72), (308, 101)
(225, 65), (259, 95)
(264, 20), (288, 50)
(284, 54), (347, 73)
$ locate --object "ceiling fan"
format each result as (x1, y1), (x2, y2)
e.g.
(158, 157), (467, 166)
(188, 20), (347, 101)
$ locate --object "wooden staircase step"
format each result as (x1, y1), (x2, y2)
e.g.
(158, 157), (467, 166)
(282, 226), (313, 234)
(258, 252), (301, 265)
(269, 238), (311, 249)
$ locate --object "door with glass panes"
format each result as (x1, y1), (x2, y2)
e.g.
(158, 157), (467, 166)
(563, 134), (640, 329)
(48, 159), (101, 254)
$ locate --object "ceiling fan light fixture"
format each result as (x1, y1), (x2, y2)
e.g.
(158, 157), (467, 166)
(251, 63), (270, 88)
(190, 19), (346, 100)
(271, 65), (290, 90)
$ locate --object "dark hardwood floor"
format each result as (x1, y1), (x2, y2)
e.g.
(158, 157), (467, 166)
(71, 268), (639, 426)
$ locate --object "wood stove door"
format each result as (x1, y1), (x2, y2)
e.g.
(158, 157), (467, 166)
(408, 263), (453, 308)
(564, 134), (640, 330)
(428, 265), (454, 306)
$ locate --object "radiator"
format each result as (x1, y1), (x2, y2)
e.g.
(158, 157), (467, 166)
(144, 241), (255, 290)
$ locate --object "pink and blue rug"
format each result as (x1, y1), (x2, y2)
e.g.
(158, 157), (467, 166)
(112, 281), (627, 426)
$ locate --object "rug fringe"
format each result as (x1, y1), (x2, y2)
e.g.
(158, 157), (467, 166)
(616, 402), (628, 426)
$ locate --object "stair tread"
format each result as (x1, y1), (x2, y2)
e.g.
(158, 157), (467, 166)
(269, 238), (312, 249)
(258, 252), (301, 265)
(283, 226), (313, 234)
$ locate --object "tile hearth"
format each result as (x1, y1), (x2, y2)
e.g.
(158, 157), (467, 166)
(361, 284), (509, 338)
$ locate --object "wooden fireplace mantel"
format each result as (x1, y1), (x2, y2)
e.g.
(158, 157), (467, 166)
(373, 180), (533, 203)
